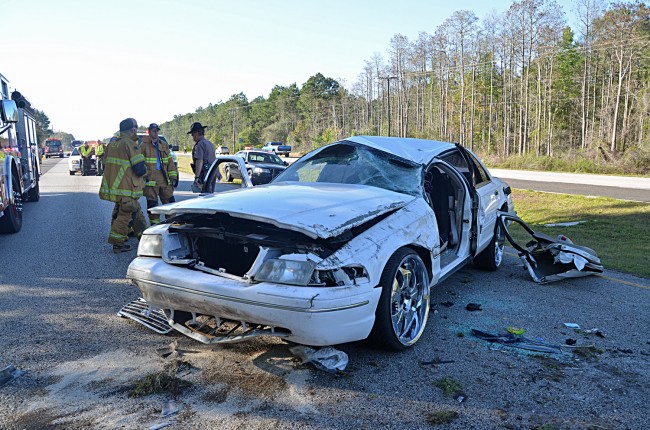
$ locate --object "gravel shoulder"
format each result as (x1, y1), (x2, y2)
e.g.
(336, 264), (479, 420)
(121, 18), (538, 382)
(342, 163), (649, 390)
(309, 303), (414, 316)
(0, 159), (648, 430)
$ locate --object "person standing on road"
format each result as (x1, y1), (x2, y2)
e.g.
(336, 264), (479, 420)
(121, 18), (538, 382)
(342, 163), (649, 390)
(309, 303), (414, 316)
(95, 139), (105, 176)
(79, 141), (94, 176)
(188, 122), (216, 191)
(99, 118), (148, 253)
(142, 123), (178, 225)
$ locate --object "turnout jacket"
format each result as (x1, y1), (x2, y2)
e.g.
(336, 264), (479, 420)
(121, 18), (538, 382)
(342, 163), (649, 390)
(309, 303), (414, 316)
(99, 136), (146, 202)
(141, 136), (178, 186)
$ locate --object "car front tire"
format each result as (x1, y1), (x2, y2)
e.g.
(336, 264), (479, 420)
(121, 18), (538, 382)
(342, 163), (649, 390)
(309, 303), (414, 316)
(369, 247), (430, 351)
(0, 177), (23, 233)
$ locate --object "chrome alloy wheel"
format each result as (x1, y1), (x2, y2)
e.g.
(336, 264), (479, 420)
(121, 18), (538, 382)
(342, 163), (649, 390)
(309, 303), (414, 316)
(389, 253), (430, 346)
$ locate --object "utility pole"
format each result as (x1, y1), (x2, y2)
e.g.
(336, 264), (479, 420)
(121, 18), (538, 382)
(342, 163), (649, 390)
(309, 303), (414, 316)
(380, 76), (397, 137)
(229, 108), (236, 153)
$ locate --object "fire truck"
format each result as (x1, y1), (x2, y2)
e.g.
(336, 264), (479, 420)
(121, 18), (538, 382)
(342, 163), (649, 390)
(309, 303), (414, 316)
(0, 72), (41, 233)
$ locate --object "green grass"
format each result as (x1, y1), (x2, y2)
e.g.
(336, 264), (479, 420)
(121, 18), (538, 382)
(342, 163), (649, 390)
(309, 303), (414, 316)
(433, 377), (463, 396)
(509, 189), (650, 278)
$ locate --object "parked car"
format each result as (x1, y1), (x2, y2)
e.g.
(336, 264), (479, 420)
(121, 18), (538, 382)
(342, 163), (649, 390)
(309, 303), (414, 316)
(224, 150), (287, 185)
(127, 136), (514, 351)
(68, 147), (96, 175)
(215, 145), (230, 155)
(261, 141), (291, 157)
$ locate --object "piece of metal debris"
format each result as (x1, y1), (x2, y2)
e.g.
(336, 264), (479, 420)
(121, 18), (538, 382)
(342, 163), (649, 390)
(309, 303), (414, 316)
(161, 400), (181, 418)
(563, 323), (581, 329)
(289, 346), (349, 373)
(0, 365), (25, 388)
(118, 298), (172, 334)
(453, 391), (468, 403)
(472, 329), (564, 354)
(499, 213), (603, 284)
(420, 357), (455, 366)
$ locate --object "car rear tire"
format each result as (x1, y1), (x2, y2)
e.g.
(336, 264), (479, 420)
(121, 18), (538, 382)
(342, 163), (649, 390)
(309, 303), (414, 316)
(369, 247), (430, 351)
(0, 177), (23, 234)
(473, 220), (505, 271)
(225, 166), (233, 182)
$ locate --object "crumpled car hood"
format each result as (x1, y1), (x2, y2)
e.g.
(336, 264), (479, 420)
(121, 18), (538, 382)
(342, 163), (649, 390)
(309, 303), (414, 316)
(152, 182), (416, 239)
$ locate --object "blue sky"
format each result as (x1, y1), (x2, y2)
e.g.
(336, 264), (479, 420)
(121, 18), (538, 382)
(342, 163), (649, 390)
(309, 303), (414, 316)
(3, 0), (577, 140)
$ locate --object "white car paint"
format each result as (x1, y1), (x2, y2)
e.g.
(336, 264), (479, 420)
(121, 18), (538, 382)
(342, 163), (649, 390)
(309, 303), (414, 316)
(128, 136), (515, 348)
(68, 147), (82, 174)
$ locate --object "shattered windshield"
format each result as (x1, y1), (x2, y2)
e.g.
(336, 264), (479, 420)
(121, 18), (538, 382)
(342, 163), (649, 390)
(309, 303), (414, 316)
(274, 141), (422, 196)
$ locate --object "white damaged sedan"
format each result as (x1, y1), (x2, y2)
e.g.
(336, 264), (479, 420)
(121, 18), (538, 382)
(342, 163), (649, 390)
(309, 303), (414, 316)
(127, 136), (514, 350)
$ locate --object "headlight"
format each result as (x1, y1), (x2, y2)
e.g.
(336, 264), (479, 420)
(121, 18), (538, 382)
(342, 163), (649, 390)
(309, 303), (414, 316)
(72, 160), (79, 165)
(137, 234), (163, 257)
(255, 258), (315, 286)
(253, 167), (270, 174)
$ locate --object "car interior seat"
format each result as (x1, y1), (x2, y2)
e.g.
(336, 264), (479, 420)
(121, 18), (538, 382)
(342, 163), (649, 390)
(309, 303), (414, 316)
(426, 167), (459, 249)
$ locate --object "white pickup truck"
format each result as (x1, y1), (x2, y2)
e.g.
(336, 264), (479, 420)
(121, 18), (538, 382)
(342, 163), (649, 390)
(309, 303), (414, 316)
(261, 141), (291, 157)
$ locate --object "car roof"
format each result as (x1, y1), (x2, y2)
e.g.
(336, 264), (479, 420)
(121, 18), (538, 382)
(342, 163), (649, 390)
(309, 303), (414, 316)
(344, 135), (455, 165)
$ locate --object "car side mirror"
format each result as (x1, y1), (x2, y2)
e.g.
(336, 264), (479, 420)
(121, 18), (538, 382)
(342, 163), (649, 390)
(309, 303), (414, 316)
(0, 100), (18, 123)
(284, 161), (288, 166)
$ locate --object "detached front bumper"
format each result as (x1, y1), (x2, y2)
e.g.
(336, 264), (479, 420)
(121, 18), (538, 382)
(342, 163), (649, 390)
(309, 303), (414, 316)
(127, 257), (381, 346)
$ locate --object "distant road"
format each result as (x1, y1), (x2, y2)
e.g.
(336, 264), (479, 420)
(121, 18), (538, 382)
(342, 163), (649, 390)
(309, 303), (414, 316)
(177, 153), (650, 202)
(490, 169), (650, 203)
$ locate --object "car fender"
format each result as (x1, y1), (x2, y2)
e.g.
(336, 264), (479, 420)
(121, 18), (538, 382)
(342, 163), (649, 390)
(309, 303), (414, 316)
(317, 198), (441, 286)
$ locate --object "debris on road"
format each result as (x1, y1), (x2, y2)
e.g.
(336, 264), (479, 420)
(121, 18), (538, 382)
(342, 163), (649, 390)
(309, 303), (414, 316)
(161, 400), (181, 418)
(289, 346), (348, 373)
(499, 213), (603, 284)
(0, 365), (25, 388)
(563, 323), (581, 329)
(544, 221), (586, 227)
(465, 303), (482, 311)
(118, 298), (172, 334)
(472, 329), (564, 354)
(507, 326), (526, 335)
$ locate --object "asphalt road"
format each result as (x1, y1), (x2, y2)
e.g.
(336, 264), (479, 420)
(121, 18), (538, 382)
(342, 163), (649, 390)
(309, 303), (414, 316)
(0, 158), (649, 429)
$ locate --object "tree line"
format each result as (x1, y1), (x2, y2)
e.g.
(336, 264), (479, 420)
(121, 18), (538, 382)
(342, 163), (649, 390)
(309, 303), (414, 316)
(157, 0), (648, 172)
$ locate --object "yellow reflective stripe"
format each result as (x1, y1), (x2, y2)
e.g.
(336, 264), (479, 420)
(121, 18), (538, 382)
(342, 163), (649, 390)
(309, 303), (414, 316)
(109, 231), (127, 240)
(99, 188), (143, 199)
(112, 165), (127, 191)
(167, 171), (177, 178)
(145, 181), (156, 187)
(145, 157), (158, 163)
(105, 156), (129, 166)
(131, 154), (145, 164)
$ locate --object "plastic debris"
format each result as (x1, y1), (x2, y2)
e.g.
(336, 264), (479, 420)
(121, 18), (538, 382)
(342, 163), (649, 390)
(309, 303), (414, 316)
(289, 346), (348, 373)
(466, 303), (482, 311)
(472, 329), (564, 354)
(0, 365), (25, 388)
(507, 326), (526, 335)
(563, 323), (581, 329)
(584, 328), (606, 338)
(420, 357), (455, 366)
(453, 392), (468, 403)
(149, 422), (172, 430)
(157, 340), (179, 359)
(499, 213), (603, 284)
(543, 221), (586, 227)
(161, 400), (180, 418)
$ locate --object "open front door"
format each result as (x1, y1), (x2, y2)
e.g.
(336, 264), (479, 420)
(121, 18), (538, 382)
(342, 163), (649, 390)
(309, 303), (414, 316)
(201, 155), (253, 194)
(454, 144), (479, 256)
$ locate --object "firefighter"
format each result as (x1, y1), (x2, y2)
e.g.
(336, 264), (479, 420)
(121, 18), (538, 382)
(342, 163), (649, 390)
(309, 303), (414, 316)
(142, 123), (178, 225)
(99, 118), (147, 253)
(79, 141), (94, 176)
(95, 139), (105, 175)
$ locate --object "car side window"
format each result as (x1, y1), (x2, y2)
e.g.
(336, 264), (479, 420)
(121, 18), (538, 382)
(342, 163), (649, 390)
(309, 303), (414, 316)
(440, 150), (491, 187)
(467, 152), (491, 186)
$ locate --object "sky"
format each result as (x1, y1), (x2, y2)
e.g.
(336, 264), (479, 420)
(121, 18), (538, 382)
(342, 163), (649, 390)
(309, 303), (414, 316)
(3, 0), (578, 140)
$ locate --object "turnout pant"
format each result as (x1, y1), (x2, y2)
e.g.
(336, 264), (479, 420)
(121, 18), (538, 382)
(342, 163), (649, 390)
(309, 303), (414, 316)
(108, 198), (147, 245)
(144, 171), (175, 225)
